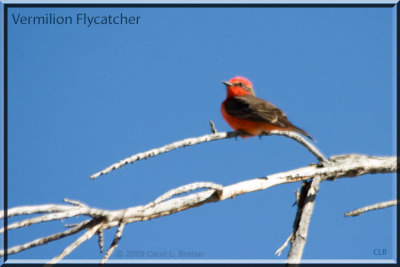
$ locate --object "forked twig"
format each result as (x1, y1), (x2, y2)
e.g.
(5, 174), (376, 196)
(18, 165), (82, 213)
(101, 222), (126, 264)
(48, 220), (105, 265)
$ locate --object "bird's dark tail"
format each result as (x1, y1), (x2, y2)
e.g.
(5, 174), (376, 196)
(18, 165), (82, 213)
(291, 125), (317, 143)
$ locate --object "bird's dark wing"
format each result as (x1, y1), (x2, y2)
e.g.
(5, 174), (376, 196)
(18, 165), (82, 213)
(224, 94), (292, 128)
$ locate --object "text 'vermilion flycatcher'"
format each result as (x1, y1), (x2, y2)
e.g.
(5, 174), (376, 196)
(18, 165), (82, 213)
(221, 76), (315, 141)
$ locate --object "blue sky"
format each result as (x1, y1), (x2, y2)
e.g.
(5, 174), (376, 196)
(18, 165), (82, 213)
(2, 4), (396, 262)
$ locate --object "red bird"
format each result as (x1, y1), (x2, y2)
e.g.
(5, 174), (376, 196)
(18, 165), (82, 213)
(221, 76), (315, 141)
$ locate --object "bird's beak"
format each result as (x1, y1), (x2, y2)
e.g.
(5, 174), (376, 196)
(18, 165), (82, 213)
(222, 81), (232, 87)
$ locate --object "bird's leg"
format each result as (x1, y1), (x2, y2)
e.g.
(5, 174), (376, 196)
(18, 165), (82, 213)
(232, 129), (248, 140)
(235, 129), (251, 140)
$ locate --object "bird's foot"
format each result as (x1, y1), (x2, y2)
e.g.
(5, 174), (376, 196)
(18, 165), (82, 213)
(235, 129), (252, 139)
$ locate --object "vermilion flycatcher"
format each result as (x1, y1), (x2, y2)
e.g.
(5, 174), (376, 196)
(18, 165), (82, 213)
(221, 76), (315, 141)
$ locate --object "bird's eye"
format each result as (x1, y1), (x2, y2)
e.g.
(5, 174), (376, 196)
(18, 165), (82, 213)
(239, 83), (244, 87)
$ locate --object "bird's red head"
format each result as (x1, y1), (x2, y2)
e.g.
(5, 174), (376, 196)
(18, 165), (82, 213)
(222, 76), (255, 98)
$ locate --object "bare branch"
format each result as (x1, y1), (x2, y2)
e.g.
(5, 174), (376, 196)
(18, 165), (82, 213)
(118, 155), (396, 224)
(2, 204), (75, 219)
(292, 188), (300, 207)
(101, 222), (126, 264)
(209, 120), (217, 133)
(275, 233), (293, 257)
(1, 210), (86, 233)
(141, 182), (223, 210)
(90, 131), (239, 179)
(63, 198), (88, 208)
(90, 130), (328, 180)
(0, 220), (91, 257)
(64, 220), (91, 228)
(97, 229), (104, 253)
(1, 206), (114, 234)
(345, 200), (398, 217)
(283, 153), (386, 264)
(287, 175), (322, 264)
(48, 220), (104, 264)
(1, 154), (396, 262)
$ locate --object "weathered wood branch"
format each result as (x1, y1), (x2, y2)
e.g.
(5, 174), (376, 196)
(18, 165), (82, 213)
(4, 219), (91, 257)
(287, 175), (322, 264)
(1, 154), (395, 263)
(89, 129), (328, 179)
(344, 199), (398, 217)
(101, 222), (126, 264)
(89, 131), (239, 179)
(275, 233), (293, 257)
(47, 219), (105, 265)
